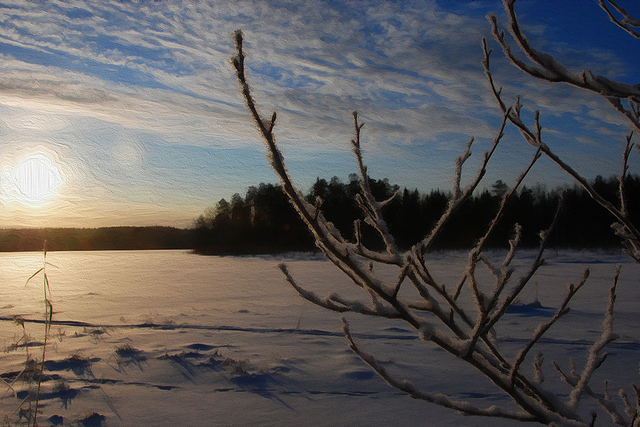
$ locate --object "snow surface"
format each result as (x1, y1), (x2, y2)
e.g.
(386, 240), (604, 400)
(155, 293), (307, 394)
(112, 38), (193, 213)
(0, 249), (638, 426)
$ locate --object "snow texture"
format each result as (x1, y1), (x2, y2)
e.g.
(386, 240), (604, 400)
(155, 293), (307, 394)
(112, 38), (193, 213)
(1, 249), (638, 426)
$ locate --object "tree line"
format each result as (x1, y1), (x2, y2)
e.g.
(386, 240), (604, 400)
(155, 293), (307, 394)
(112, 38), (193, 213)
(193, 174), (640, 254)
(3, 174), (634, 254)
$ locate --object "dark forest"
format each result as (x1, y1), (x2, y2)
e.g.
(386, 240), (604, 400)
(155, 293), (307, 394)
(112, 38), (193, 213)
(192, 174), (640, 255)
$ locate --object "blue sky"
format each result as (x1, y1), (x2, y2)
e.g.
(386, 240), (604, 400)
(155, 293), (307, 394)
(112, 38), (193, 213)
(0, 0), (637, 228)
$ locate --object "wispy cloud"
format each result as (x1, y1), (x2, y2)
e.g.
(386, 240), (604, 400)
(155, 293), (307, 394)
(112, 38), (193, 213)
(0, 0), (635, 227)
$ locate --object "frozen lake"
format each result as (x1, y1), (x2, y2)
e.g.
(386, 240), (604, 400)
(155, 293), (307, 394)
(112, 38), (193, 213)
(0, 249), (638, 426)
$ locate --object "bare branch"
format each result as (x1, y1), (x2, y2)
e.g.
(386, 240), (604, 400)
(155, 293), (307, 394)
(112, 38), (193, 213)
(569, 266), (621, 409)
(482, 194), (565, 335)
(418, 110), (510, 257)
(232, 30), (426, 332)
(620, 132), (635, 217)
(510, 269), (591, 383)
(232, 23), (636, 425)
(279, 264), (403, 319)
(483, 32), (640, 261)
(350, 112), (402, 260)
(617, 387), (638, 423)
(490, 2), (640, 104)
(554, 363), (628, 426)
(599, 0), (640, 39)
(342, 318), (539, 422)
(458, 143), (542, 320)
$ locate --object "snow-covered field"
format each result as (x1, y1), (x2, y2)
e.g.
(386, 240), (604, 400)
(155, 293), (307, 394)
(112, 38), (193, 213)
(0, 249), (638, 426)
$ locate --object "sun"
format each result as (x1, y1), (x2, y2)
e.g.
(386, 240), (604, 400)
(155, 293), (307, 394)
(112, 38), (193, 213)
(13, 153), (63, 206)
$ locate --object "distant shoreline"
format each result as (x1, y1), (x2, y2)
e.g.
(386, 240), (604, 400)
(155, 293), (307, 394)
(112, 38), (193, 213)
(0, 226), (629, 255)
(0, 226), (194, 252)
(0, 226), (315, 255)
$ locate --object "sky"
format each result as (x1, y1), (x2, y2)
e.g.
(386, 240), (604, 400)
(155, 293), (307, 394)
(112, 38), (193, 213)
(0, 0), (637, 228)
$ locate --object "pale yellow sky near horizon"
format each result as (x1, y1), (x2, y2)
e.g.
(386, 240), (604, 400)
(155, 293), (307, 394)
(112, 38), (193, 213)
(0, 1), (636, 229)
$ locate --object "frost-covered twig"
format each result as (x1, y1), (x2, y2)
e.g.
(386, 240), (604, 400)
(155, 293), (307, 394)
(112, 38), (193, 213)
(407, 111), (511, 328)
(350, 112), (402, 262)
(569, 266), (621, 410)
(620, 132), (634, 217)
(279, 264), (402, 318)
(417, 111), (510, 258)
(482, 36), (640, 262)
(550, 266), (628, 425)
(458, 146), (541, 357)
(553, 368), (628, 426)
(510, 268), (590, 383)
(490, 1), (640, 111)
(453, 143), (541, 300)
(599, 0), (640, 39)
(475, 192), (565, 342)
(488, 0), (640, 263)
(341, 318), (538, 422)
(233, 29), (459, 353)
(617, 386), (640, 425)
(232, 26), (634, 425)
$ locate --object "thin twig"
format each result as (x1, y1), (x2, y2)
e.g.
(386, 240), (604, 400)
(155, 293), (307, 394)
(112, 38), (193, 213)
(510, 268), (591, 383)
(341, 318), (539, 422)
(569, 265), (621, 409)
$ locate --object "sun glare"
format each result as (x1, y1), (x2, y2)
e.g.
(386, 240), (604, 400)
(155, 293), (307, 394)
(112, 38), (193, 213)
(13, 153), (63, 206)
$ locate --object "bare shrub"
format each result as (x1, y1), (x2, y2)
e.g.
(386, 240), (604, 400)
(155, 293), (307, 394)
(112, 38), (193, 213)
(231, 1), (639, 424)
